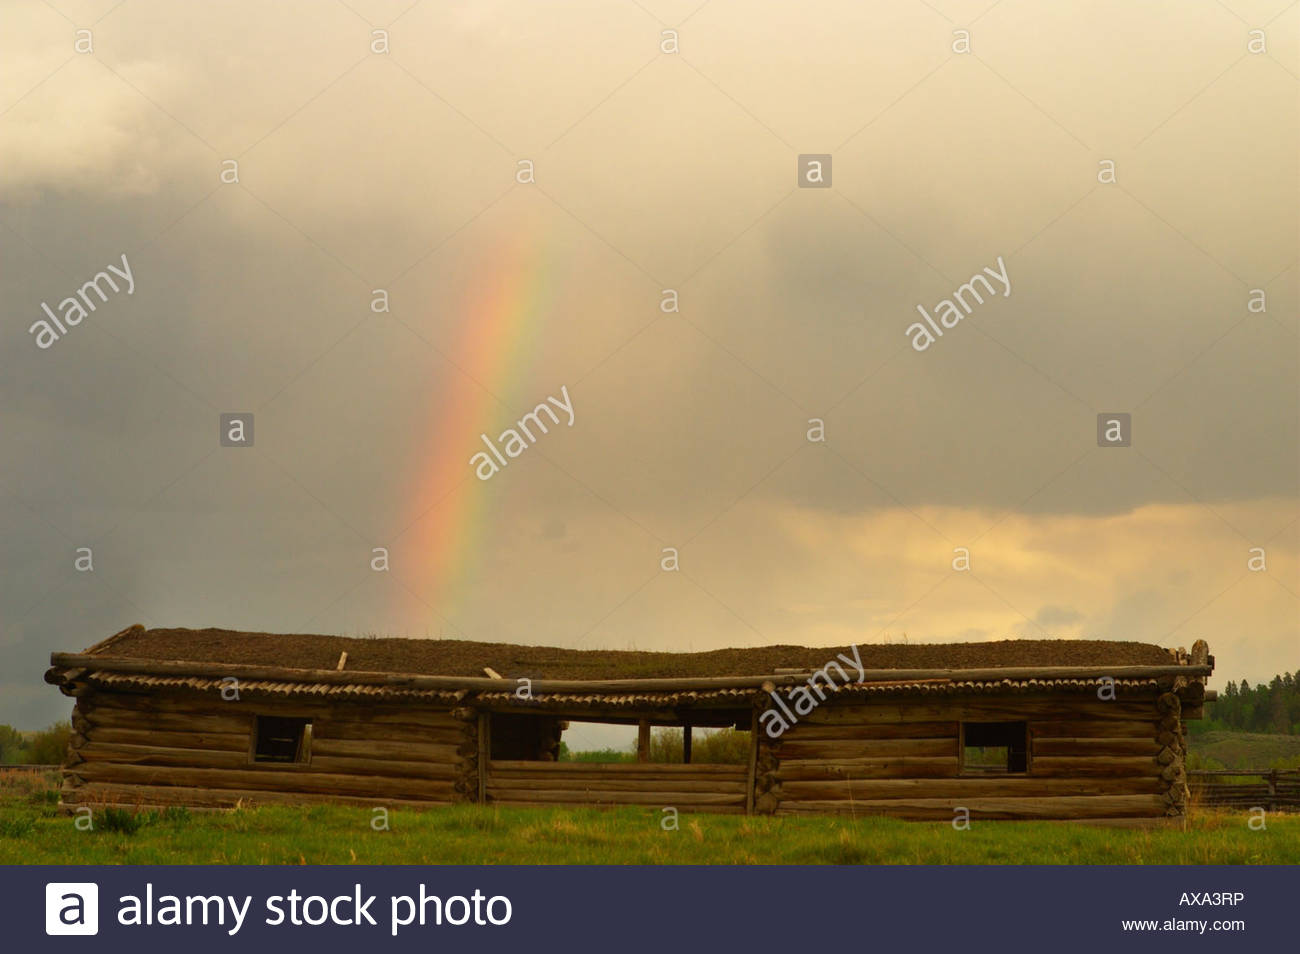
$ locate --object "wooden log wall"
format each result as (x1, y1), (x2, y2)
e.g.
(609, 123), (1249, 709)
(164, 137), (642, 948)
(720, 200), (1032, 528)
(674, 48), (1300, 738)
(54, 685), (1200, 820)
(61, 689), (474, 811)
(485, 760), (749, 813)
(768, 696), (1176, 820)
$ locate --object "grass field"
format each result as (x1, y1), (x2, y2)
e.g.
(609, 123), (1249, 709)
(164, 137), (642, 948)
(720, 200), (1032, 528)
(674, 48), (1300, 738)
(1188, 731), (1300, 770)
(2, 771), (1297, 865)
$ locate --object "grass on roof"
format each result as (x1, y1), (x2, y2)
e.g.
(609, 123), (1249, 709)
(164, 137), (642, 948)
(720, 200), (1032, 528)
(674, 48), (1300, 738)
(92, 627), (1178, 680)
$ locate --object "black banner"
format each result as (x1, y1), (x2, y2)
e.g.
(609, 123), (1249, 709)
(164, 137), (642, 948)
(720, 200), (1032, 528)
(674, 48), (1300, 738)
(12, 865), (1294, 951)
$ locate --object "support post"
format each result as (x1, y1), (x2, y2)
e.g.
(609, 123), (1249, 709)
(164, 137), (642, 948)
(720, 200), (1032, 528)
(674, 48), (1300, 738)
(477, 712), (490, 805)
(745, 708), (759, 816)
(637, 719), (650, 763)
(683, 725), (692, 764)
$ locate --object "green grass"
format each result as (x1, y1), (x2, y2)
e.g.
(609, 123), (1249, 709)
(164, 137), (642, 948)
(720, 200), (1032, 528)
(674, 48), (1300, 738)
(1, 773), (1297, 865)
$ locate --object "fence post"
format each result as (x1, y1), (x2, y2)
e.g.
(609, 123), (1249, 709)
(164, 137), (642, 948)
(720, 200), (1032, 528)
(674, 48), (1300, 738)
(1267, 769), (1277, 814)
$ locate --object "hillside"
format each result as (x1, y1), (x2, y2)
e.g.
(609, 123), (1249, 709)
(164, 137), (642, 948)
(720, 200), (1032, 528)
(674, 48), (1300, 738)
(1187, 730), (1300, 771)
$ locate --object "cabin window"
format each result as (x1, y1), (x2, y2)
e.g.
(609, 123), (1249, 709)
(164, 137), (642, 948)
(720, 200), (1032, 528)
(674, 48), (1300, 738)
(488, 713), (564, 761)
(961, 721), (1027, 774)
(252, 716), (311, 764)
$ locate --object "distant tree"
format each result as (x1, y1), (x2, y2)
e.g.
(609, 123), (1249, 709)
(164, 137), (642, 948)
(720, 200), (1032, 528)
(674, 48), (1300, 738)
(1206, 672), (1300, 734)
(23, 722), (71, 765)
(648, 726), (750, 764)
(1268, 684), (1289, 734)
(0, 724), (26, 763)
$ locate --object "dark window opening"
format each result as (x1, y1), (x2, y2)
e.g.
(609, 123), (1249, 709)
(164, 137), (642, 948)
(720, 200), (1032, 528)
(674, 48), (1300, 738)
(253, 716), (311, 763)
(489, 713), (563, 761)
(962, 721), (1027, 773)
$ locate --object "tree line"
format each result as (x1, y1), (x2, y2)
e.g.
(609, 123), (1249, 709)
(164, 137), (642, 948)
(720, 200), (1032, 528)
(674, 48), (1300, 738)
(1199, 672), (1300, 735)
(0, 722), (71, 764)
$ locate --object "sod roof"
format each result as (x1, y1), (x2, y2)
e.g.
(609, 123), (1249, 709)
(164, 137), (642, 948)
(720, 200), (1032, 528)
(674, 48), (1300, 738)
(87, 626), (1178, 680)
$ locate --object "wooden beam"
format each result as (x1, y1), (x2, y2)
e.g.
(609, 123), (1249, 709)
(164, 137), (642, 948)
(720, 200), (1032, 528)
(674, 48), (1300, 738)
(776, 757), (959, 781)
(801, 700), (1159, 725)
(482, 789), (743, 807)
(776, 737), (957, 760)
(775, 794), (1167, 819)
(745, 709), (758, 816)
(335, 652), (348, 671)
(637, 720), (650, 763)
(476, 713), (490, 805)
(488, 760), (745, 775)
(483, 667), (504, 680)
(47, 652), (1214, 694)
(469, 706), (742, 726)
(67, 781), (453, 811)
(779, 776), (1165, 800)
(73, 761), (457, 800)
(487, 776), (746, 794)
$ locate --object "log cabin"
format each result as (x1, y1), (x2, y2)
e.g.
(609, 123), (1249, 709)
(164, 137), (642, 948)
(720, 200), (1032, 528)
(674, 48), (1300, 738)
(44, 626), (1214, 820)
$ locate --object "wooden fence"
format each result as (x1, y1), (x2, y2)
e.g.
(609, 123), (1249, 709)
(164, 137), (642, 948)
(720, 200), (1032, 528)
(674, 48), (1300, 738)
(1188, 770), (1300, 812)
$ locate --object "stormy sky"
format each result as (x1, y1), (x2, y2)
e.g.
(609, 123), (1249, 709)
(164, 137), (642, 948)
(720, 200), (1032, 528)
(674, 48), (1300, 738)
(1, 0), (1296, 736)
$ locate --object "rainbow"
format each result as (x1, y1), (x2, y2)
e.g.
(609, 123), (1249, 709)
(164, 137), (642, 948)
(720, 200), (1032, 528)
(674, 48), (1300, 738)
(400, 231), (556, 626)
